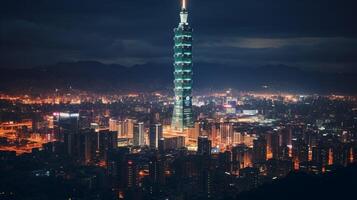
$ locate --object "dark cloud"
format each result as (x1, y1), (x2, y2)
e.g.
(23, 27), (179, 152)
(1, 0), (357, 72)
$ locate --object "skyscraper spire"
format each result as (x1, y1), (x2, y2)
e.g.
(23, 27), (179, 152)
(182, 0), (186, 10)
(180, 0), (188, 24)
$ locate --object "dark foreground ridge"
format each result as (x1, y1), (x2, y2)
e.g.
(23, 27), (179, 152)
(1, 152), (356, 200)
(237, 164), (357, 200)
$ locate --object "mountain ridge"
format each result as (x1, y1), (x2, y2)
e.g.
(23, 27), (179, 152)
(1, 61), (356, 94)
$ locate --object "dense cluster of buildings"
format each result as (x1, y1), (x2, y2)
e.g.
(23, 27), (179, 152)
(1, 90), (356, 199)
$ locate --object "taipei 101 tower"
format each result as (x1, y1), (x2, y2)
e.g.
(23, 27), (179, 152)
(171, 0), (194, 132)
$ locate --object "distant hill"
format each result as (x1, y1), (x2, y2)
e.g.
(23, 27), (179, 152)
(0, 61), (356, 94)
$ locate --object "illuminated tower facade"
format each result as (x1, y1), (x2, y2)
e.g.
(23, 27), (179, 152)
(171, 0), (194, 132)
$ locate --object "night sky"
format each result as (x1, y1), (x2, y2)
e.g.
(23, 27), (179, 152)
(1, 0), (357, 73)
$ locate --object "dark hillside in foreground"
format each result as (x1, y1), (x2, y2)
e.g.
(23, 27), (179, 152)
(237, 164), (357, 200)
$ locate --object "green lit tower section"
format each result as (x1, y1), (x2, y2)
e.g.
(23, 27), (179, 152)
(171, 0), (194, 132)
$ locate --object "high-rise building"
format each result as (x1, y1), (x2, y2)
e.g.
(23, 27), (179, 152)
(253, 137), (267, 164)
(149, 124), (163, 149)
(78, 110), (93, 129)
(280, 128), (292, 147)
(270, 131), (280, 159)
(96, 129), (118, 161)
(197, 136), (212, 156)
(210, 123), (218, 146)
(160, 136), (185, 151)
(233, 131), (243, 145)
(77, 128), (96, 165)
(218, 151), (233, 173)
(149, 154), (166, 186)
(53, 112), (79, 155)
(117, 120), (126, 138)
(219, 122), (234, 146)
(232, 144), (253, 170)
(171, 0), (194, 132)
(158, 138), (166, 154)
(126, 119), (135, 138)
(292, 138), (309, 167)
(124, 158), (139, 189)
(133, 122), (145, 147)
(193, 122), (201, 138)
(109, 118), (119, 132)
